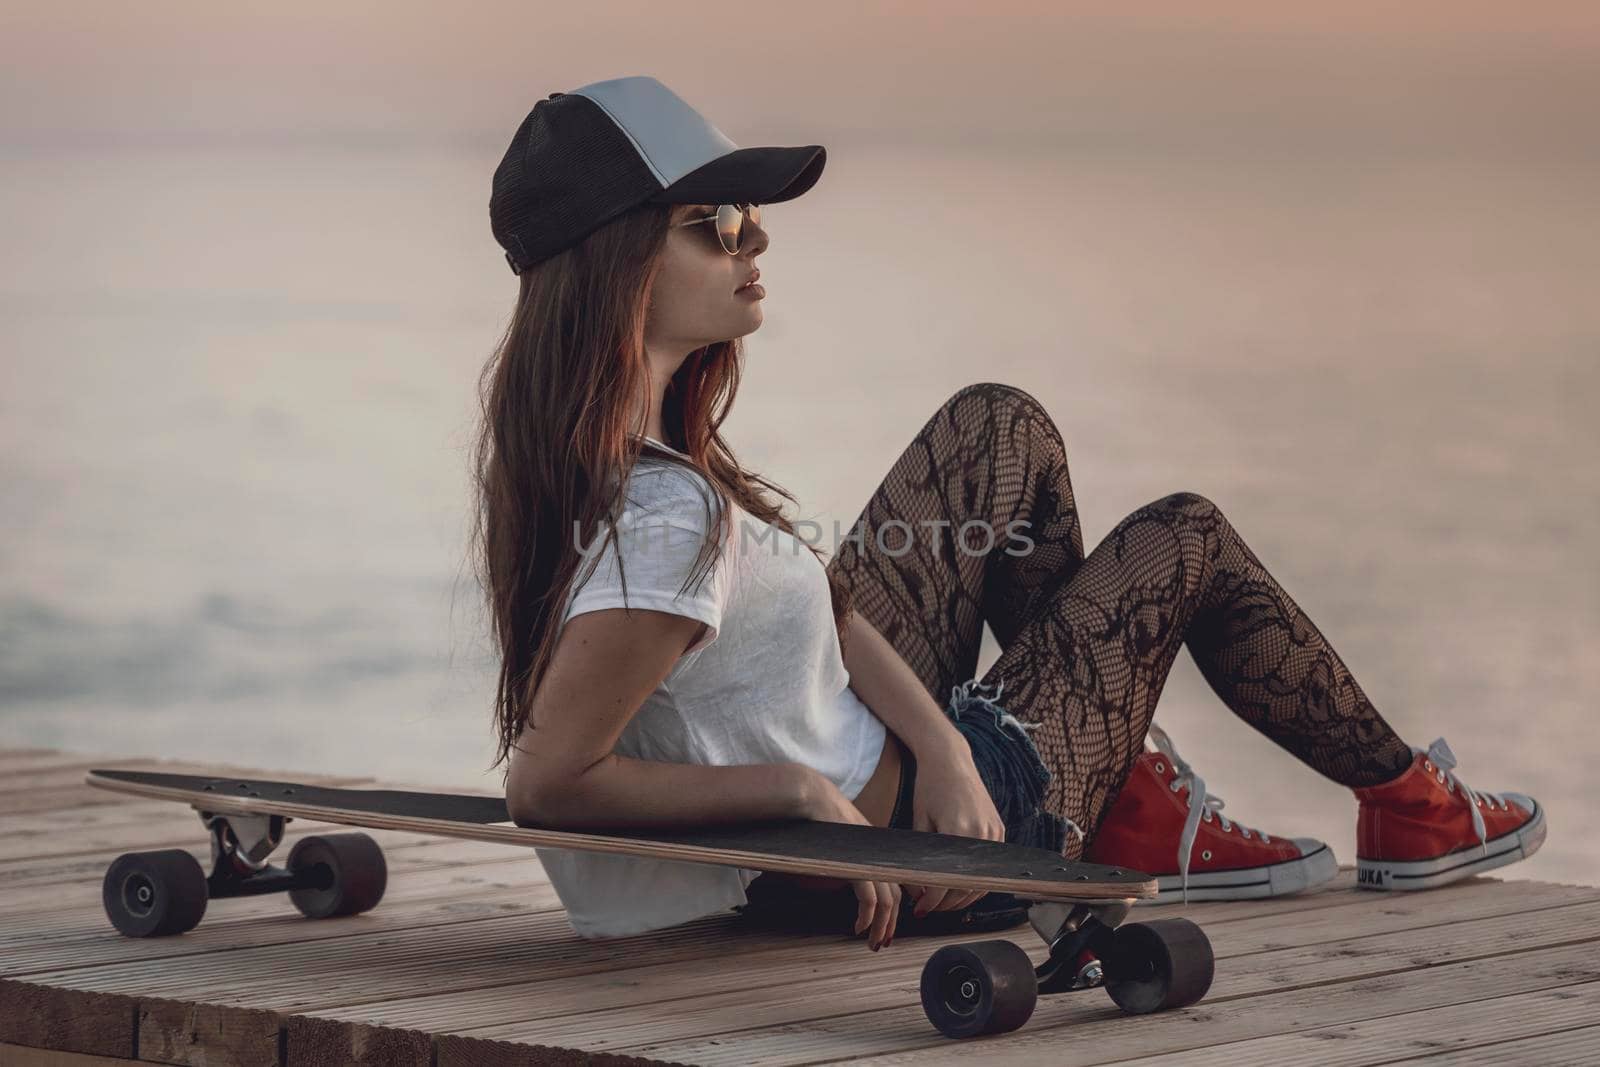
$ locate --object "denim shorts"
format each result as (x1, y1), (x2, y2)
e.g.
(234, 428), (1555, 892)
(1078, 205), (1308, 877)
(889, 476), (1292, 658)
(891, 677), (1070, 854)
(735, 677), (1068, 935)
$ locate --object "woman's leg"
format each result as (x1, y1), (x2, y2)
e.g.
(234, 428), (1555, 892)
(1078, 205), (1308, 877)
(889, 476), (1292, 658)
(986, 487), (1415, 858)
(828, 382), (1415, 860)
(827, 381), (1089, 702)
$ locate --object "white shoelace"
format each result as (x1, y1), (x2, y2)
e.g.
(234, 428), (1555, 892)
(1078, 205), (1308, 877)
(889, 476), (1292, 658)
(1413, 737), (1512, 858)
(1147, 724), (1269, 904)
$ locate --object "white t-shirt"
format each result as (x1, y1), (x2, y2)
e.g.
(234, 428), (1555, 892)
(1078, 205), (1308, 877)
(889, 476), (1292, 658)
(534, 435), (887, 938)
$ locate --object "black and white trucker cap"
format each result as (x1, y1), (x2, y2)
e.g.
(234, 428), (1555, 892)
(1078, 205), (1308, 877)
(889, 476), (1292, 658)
(490, 75), (827, 275)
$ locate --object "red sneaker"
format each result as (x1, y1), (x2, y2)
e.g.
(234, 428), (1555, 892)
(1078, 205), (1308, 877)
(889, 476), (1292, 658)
(1352, 737), (1545, 891)
(1085, 725), (1338, 904)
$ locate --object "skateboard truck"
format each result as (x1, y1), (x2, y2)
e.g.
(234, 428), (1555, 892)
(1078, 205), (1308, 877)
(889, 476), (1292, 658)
(191, 806), (327, 899)
(1028, 900), (1128, 993)
(200, 808), (289, 874)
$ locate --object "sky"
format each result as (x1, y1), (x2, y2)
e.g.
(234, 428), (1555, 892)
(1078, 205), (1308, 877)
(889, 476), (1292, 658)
(3, 3), (1598, 157)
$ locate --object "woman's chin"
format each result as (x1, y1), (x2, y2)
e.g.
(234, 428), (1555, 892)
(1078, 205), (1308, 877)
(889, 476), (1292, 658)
(707, 306), (763, 343)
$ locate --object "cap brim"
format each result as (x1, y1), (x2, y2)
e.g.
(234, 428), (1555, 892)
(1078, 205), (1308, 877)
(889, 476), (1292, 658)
(649, 145), (825, 206)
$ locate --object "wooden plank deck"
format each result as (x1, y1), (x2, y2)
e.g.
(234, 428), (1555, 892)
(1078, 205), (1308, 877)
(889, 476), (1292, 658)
(1, 745), (1594, 1066)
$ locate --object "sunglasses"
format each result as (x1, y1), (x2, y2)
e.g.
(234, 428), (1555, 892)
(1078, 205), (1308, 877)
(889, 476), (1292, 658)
(672, 203), (763, 255)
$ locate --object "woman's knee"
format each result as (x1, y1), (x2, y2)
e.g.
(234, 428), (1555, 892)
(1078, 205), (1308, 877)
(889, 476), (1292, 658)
(1112, 491), (1232, 569)
(936, 381), (1068, 458)
(940, 380), (1046, 423)
(1151, 490), (1223, 520)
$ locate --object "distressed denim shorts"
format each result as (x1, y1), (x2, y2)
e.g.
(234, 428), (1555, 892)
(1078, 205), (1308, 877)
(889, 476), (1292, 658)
(891, 677), (1071, 855)
(735, 677), (1070, 936)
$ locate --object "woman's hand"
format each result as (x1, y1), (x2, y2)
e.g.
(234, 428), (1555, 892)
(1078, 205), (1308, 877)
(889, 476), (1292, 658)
(904, 743), (1006, 916)
(801, 770), (903, 951)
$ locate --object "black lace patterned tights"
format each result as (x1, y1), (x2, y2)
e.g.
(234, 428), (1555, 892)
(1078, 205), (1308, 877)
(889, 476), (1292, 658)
(825, 382), (1415, 861)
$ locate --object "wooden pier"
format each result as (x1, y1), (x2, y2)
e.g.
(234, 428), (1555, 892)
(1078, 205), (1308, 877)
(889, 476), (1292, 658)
(2, 745), (1595, 1066)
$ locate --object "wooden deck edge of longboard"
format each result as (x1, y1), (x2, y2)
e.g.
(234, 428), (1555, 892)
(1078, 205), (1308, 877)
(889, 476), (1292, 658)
(82, 770), (1156, 904)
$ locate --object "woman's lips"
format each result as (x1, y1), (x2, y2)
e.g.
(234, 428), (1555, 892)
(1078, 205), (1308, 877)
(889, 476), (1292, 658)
(736, 283), (765, 298)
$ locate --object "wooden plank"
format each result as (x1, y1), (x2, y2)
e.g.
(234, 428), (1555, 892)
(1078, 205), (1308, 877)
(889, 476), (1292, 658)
(1104, 981), (1600, 1065)
(478, 878), (1596, 1048)
(432, 1030), (686, 1067)
(624, 947), (1600, 1062)
(11, 911), (803, 1008)
(1, 870), (564, 977)
(278, 1015), (433, 1067)
(615, 896), (1600, 1065)
(1074, 866), (1589, 932)
(16, 862), (1594, 1054)
(1404, 1023), (1600, 1065)
(0, 980), (135, 1059)
(308, 938), (921, 1032)
(0, 1041), (137, 1066)
(467, 889), (1593, 1055)
(0, 987), (686, 1067)
(306, 940), (943, 1033)
(0, 838), (543, 925)
(0, 833), (537, 906)
(291, 876), (1363, 1036)
(1130, 867), (1596, 926)
(135, 997), (283, 1067)
(2, 916), (806, 1067)
(1177, 876), (1600, 953)
(820, 936), (1600, 1066)
(303, 876), (1596, 1040)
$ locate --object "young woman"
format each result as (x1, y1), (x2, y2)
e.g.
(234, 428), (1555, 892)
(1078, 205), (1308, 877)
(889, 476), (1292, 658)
(475, 76), (1546, 951)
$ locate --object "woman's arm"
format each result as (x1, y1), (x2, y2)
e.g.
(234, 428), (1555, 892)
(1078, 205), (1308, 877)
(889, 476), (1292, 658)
(509, 605), (835, 828)
(513, 746), (826, 829)
(840, 610), (967, 762)
(841, 609), (1006, 915)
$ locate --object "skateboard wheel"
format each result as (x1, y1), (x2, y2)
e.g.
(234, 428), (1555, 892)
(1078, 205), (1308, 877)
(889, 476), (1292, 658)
(919, 939), (1038, 1038)
(1103, 918), (1215, 1014)
(286, 832), (387, 920)
(102, 849), (209, 938)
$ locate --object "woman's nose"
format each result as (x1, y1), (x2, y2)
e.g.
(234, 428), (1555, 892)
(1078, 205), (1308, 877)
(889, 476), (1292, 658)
(742, 216), (769, 258)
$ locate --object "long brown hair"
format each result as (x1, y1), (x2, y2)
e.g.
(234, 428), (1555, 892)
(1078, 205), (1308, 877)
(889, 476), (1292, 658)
(471, 200), (854, 782)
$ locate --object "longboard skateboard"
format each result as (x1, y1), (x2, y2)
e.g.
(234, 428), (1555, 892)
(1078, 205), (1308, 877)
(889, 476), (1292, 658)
(85, 767), (1215, 1038)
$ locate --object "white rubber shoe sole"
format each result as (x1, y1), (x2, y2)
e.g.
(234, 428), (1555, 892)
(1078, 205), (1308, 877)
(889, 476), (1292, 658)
(1355, 795), (1546, 891)
(1136, 838), (1340, 904)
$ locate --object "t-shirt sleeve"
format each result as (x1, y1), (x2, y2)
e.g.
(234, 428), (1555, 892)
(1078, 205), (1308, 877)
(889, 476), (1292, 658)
(562, 472), (730, 657)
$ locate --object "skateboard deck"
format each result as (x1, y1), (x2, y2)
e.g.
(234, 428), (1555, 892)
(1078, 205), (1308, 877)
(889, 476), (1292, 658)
(86, 768), (1154, 901)
(85, 766), (1215, 1039)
